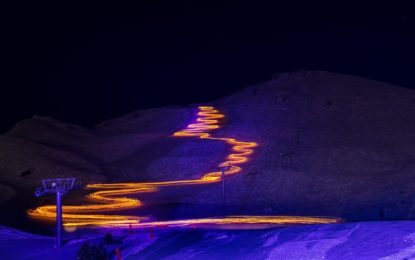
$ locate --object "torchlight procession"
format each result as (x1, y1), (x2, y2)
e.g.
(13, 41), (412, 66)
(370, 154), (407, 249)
(27, 106), (340, 228)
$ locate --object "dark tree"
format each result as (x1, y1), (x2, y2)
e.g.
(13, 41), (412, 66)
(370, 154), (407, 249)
(76, 241), (109, 260)
(104, 232), (114, 245)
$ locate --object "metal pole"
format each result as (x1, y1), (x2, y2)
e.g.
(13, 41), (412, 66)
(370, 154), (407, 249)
(56, 190), (62, 248)
(34, 178), (81, 248)
(222, 168), (226, 215)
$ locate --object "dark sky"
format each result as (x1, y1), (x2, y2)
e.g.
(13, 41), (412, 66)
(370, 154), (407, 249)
(2, 1), (415, 132)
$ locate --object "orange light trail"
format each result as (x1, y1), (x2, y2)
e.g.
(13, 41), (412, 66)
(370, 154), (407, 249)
(27, 106), (341, 228)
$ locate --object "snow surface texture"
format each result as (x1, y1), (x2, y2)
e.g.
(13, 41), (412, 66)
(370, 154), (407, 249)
(179, 70), (415, 221)
(1, 221), (415, 259)
(106, 221), (415, 259)
(1, 70), (415, 226)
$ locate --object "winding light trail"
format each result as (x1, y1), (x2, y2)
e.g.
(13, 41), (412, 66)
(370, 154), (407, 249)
(27, 106), (341, 228)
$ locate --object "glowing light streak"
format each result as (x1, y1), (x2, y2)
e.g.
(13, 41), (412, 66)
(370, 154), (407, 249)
(27, 106), (341, 228)
(64, 216), (341, 228)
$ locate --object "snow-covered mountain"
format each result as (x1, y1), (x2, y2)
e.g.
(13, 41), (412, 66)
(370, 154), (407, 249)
(1, 70), (415, 227)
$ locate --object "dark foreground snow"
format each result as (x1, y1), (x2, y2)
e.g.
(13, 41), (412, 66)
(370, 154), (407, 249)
(1, 221), (415, 259)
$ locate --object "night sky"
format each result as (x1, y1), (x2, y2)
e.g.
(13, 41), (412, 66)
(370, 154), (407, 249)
(2, 1), (415, 132)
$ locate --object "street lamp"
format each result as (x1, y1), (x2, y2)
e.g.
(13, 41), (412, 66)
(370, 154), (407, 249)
(34, 178), (81, 248)
(218, 162), (233, 216)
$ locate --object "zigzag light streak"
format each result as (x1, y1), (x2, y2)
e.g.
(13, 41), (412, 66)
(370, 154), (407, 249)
(27, 106), (341, 228)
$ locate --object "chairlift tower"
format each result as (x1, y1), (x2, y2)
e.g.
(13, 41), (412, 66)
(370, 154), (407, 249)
(34, 178), (81, 248)
(218, 163), (233, 216)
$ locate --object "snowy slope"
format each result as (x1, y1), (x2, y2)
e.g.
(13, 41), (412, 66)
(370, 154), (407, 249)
(1, 70), (415, 227)
(1, 221), (415, 259)
(179, 70), (415, 221)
